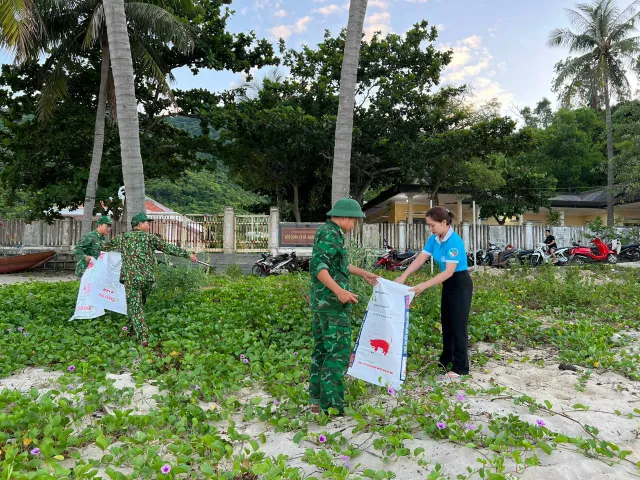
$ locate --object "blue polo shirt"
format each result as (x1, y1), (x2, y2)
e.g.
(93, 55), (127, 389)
(423, 227), (468, 273)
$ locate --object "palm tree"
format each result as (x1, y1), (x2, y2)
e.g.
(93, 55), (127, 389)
(331, 0), (368, 207)
(549, 0), (640, 225)
(35, 0), (192, 232)
(103, 0), (146, 225)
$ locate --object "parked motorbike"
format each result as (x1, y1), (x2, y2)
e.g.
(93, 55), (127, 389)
(568, 238), (619, 265)
(530, 242), (570, 266)
(618, 242), (640, 262)
(467, 249), (484, 267)
(375, 243), (417, 271)
(252, 252), (299, 276)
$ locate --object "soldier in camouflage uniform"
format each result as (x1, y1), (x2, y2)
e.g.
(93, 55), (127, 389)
(73, 216), (112, 277)
(102, 213), (197, 347)
(309, 198), (378, 414)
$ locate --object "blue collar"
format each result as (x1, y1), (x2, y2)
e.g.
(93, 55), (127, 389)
(435, 227), (454, 245)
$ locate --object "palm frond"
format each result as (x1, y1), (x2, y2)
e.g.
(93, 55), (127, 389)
(0, 0), (43, 62)
(36, 54), (71, 120)
(129, 38), (175, 102)
(82, 2), (104, 50)
(613, 0), (640, 25)
(125, 2), (193, 54)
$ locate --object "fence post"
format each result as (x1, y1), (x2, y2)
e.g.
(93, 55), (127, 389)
(525, 222), (534, 250)
(398, 220), (406, 251)
(269, 207), (280, 255)
(23, 222), (43, 246)
(223, 207), (235, 254)
(461, 221), (470, 252)
(62, 218), (72, 246)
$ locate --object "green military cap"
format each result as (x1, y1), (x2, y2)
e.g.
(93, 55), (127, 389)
(327, 198), (365, 218)
(97, 215), (112, 225)
(131, 212), (154, 227)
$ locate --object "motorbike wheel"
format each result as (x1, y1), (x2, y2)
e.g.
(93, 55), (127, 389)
(530, 255), (542, 267)
(570, 255), (586, 265)
(252, 265), (267, 276)
(606, 253), (618, 265)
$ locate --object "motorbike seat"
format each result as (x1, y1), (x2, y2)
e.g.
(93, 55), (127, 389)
(395, 252), (415, 261)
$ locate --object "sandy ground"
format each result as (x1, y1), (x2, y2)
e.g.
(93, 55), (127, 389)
(1, 337), (638, 479)
(0, 270), (77, 284)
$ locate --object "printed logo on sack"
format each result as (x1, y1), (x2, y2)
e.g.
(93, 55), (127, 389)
(370, 337), (391, 355)
(448, 248), (459, 258)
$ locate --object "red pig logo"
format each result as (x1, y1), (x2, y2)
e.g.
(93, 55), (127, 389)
(370, 337), (392, 355)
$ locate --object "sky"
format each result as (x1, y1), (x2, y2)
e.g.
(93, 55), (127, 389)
(0, 0), (623, 116)
(166, 0), (599, 116)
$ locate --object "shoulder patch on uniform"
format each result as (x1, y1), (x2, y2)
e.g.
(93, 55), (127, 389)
(448, 248), (459, 258)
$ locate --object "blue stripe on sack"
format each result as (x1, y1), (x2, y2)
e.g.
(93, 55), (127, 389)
(349, 309), (367, 368)
(400, 295), (410, 381)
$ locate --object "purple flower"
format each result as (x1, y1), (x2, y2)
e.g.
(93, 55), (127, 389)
(536, 419), (546, 427)
(457, 393), (465, 402)
(240, 354), (246, 359)
(273, 399), (279, 405)
(243, 358), (249, 364)
(554, 307), (559, 314)
(467, 335), (471, 340)
(436, 422), (447, 430)
(318, 434), (327, 443)
(122, 326), (128, 331)
(425, 386), (434, 393)
(341, 455), (351, 468)
(294, 351), (298, 356)
(68, 385), (74, 391)
(465, 424), (476, 431)
(30, 448), (40, 455)
(160, 464), (171, 474)
(18, 327), (24, 332)
(23, 332), (28, 337)
(388, 387), (396, 396)
(195, 385), (201, 391)
(68, 365), (75, 372)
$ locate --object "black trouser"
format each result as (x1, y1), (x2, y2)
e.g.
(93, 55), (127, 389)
(439, 271), (473, 375)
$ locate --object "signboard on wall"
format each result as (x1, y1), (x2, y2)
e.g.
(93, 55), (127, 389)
(279, 223), (324, 247)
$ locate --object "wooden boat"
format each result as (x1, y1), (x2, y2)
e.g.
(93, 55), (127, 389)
(0, 251), (56, 274)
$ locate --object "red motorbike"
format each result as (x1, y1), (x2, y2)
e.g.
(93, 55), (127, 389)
(568, 238), (619, 265)
(375, 242), (417, 271)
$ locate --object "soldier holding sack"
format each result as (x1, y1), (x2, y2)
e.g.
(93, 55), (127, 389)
(309, 198), (379, 415)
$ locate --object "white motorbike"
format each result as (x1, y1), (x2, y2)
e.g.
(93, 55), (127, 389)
(530, 242), (570, 266)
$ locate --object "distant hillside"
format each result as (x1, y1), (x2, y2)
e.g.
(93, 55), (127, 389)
(147, 117), (268, 214)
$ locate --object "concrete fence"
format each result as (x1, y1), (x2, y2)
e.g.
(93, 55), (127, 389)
(1, 211), (637, 255)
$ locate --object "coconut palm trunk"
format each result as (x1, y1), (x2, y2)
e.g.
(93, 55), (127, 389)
(604, 82), (615, 225)
(82, 36), (110, 234)
(103, 0), (146, 228)
(330, 0), (368, 206)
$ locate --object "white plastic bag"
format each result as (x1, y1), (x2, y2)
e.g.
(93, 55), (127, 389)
(347, 278), (415, 390)
(69, 252), (127, 320)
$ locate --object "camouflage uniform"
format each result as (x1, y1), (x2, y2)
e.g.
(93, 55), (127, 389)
(309, 220), (352, 414)
(102, 231), (190, 340)
(73, 230), (106, 277)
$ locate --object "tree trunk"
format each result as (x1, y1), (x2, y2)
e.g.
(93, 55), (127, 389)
(330, 0), (368, 207)
(604, 82), (614, 226)
(82, 37), (110, 235)
(103, 0), (146, 229)
(292, 183), (301, 223)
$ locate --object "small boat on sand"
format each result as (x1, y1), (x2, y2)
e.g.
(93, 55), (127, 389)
(0, 251), (56, 274)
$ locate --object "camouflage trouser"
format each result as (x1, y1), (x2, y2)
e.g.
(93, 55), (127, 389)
(125, 281), (153, 340)
(309, 309), (351, 413)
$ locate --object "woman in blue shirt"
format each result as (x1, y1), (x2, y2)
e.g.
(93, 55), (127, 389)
(395, 206), (473, 379)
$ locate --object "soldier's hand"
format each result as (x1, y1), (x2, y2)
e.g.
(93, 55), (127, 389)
(337, 289), (358, 304)
(85, 256), (92, 264)
(190, 253), (198, 263)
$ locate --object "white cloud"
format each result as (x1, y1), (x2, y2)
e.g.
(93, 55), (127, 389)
(270, 16), (312, 40)
(364, 7), (393, 39)
(241, 7), (248, 15)
(488, 27), (496, 38)
(255, 0), (271, 9)
(274, 9), (287, 18)
(436, 23), (445, 31)
(369, 0), (389, 8)
(470, 77), (515, 107)
(407, 0), (429, 3)
(314, 3), (348, 15)
(460, 34), (482, 49)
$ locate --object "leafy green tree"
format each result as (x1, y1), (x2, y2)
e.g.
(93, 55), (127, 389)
(549, 0), (640, 224)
